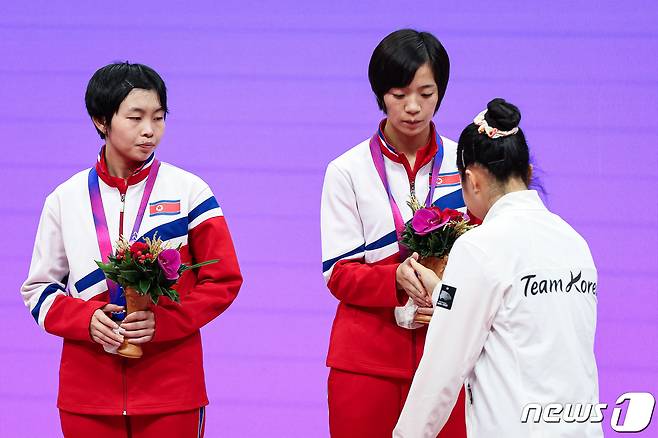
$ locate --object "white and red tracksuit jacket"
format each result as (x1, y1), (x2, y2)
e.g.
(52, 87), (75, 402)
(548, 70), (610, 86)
(320, 121), (466, 379)
(21, 150), (243, 415)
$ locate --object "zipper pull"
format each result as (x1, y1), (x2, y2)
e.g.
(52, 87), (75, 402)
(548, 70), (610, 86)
(407, 180), (422, 212)
(120, 193), (126, 212)
(468, 383), (474, 405)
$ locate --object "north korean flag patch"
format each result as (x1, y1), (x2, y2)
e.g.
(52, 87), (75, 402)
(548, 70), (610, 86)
(149, 199), (181, 217)
(436, 284), (457, 310)
(431, 172), (461, 187)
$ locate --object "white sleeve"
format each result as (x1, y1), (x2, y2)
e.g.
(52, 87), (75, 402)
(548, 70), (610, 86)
(394, 239), (503, 437)
(320, 161), (366, 281)
(21, 194), (69, 329)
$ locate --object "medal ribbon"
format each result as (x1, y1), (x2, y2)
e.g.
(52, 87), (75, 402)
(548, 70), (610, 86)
(369, 130), (443, 259)
(88, 159), (160, 306)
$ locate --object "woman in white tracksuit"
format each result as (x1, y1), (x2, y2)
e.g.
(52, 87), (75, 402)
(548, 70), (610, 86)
(394, 98), (603, 438)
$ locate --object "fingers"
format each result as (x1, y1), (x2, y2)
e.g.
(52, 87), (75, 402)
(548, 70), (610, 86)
(120, 311), (155, 344)
(416, 306), (434, 316)
(101, 304), (125, 313)
(402, 277), (428, 303)
(90, 325), (122, 346)
(90, 309), (123, 347)
(125, 335), (153, 345)
(93, 309), (120, 331)
(413, 314), (432, 324)
(122, 311), (152, 324)
(120, 319), (154, 331)
(397, 260), (432, 306)
(122, 328), (154, 339)
(403, 276), (431, 306)
(91, 330), (122, 347)
(409, 258), (440, 294)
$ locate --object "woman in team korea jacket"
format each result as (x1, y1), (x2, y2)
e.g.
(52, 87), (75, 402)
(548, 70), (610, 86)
(320, 29), (467, 437)
(21, 63), (242, 437)
(394, 99), (602, 437)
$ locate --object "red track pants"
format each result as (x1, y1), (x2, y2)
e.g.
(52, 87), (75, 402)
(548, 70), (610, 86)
(328, 368), (466, 438)
(59, 407), (206, 438)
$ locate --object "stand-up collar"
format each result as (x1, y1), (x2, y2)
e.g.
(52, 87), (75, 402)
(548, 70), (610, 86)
(95, 146), (155, 193)
(377, 119), (439, 178)
(483, 190), (546, 223)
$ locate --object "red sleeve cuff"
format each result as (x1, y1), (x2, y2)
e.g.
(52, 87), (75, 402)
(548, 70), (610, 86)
(44, 295), (105, 341)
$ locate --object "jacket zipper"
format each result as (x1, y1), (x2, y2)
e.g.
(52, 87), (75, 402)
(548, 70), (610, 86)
(409, 174), (419, 371)
(122, 359), (128, 415)
(119, 188), (128, 416)
(119, 192), (126, 237)
(468, 383), (474, 405)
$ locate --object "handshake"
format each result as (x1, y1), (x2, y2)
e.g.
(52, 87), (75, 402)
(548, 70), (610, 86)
(395, 252), (446, 329)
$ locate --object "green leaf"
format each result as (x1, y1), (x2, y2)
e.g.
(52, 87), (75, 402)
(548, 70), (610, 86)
(165, 288), (180, 303)
(138, 278), (151, 295)
(181, 259), (220, 272)
(120, 270), (141, 283)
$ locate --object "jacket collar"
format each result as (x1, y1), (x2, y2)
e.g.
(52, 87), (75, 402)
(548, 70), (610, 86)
(377, 119), (439, 178)
(95, 146), (155, 193)
(483, 190), (546, 223)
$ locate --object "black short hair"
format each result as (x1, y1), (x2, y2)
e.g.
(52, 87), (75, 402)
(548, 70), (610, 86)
(457, 98), (531, 186)
(85, 62), (168, 139)
(368, 29), (450, 114)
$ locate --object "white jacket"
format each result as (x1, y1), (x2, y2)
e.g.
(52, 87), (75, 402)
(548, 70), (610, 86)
(394, 190), (603, 438)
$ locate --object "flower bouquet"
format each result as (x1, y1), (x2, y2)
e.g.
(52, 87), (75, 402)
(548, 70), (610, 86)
(401, 207), (475, 277)
(394, 206), (476, 328)
(96, 235), (217, 358)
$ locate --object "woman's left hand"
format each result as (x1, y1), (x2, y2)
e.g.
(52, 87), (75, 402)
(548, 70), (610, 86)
(120, 310), (156, 344)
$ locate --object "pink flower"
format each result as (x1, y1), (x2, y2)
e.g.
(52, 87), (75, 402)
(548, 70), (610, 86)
(411, 207), (450, 236)
(158, 249), (181, 281)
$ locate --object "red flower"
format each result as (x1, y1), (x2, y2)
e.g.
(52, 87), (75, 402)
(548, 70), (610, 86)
(130, 241), (149, 255)
(442, 208), (465, 222)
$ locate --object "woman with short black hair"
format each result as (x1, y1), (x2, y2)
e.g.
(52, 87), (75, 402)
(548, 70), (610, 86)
(21, 62), (243, 437)
(321, 29), (467, 437)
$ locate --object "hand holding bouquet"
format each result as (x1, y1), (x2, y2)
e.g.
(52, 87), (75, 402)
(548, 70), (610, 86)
(96, 235), (217, 358)
(395, 207), (476, 328)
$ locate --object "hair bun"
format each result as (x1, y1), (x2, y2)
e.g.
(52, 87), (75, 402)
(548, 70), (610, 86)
(484, 98), (521, 131)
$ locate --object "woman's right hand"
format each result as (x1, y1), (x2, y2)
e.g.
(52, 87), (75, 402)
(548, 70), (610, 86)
(410, 258), (441, 296)
(90, 304), (125, 348)
(396, 253), (432, 307)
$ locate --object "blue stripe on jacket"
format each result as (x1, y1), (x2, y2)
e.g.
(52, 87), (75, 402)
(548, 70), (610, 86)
(321, 189), (465, 274)
(75, 197), (219, 294)
(32, 283), (65, 322)
(433, 188), (465, 209)
(74, 269), (106, 294)
(189, 196), (220, 223)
